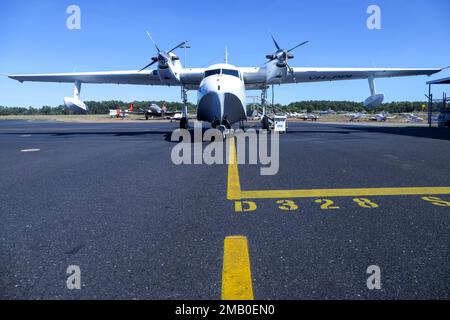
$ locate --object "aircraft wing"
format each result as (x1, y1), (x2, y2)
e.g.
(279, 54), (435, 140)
(9, 70), (161, 85)
(9, 67), (441, 89)
(8, 68), (205, 89)
(242, 67), (442, 89)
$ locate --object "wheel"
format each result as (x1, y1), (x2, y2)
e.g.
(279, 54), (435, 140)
(145, 115), (149, 120)
(262, 116), (269, 130)
(217, 125), (228, 139)
(180, 117), (189, 129)
(239, 120), (246, 131)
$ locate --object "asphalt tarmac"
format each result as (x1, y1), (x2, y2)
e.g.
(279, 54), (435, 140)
(0, 120), (449, 299)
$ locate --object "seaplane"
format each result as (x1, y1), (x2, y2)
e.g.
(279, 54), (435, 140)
(8, 33), (443, 135)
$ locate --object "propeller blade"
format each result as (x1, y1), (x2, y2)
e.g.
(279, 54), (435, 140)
(270, 34), (281, 50)
(146, 31), (160, 52)
(139, 59), (158, 72)
(168, 41), (187, 54)
(287, 41), (309, 53)
(265, 56), (277, 64)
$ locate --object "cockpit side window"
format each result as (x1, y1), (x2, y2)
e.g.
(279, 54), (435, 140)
(204, 69), (221, 78)
(222, 69), (240, 78)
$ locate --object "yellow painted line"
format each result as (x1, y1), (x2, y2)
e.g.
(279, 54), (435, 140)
(226, 138), (450, 199)
(240, 186), (450, 199)
(222, 236), (254, 300)
(227, 138), (242, 200)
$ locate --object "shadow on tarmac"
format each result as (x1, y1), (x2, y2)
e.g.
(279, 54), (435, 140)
(286, 125), (450, 141)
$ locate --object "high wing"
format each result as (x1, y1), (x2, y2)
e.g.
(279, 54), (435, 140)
(10, 67), (440, 89)
(242, 67), (442, 89)
(9, 70), (161, 85)
(8, 68), (205, 90)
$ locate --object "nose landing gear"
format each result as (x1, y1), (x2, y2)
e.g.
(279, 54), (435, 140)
(217, 125), (233, 139)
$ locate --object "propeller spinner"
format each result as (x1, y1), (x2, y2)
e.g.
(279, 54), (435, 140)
(139, 32), (187, 72)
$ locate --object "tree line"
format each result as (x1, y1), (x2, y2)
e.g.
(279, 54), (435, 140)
(0, 100), (428, 116)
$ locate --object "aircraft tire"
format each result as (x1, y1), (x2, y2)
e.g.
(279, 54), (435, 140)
(262, 116), (269, 130)
(180, 117), (189, 129)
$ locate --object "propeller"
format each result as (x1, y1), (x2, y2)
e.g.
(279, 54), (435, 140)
(266, 34), (308, 80)
(139, 32), (187, 72)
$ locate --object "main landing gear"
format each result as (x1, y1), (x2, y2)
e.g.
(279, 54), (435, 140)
(260, 86), (271, 131)
(180, 87), (189, 129)
(179, 117), (189, 129)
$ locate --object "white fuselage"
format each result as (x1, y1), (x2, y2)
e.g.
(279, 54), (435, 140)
(196, 64), (247, 128)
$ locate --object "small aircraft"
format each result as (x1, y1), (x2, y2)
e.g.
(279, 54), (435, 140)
(169, 112), (183, 122)
(288, 112), (302, 118)
(403, 113), (424, 122)
(109, 104), (136, 119)
(346, 112), (366, 121)
(299, 113), (319, 121)
(109, 108), (128, 119)
(138, 103), (182, 120)
(112, 102), (182, 120)
(8, 33), (443, 134)
(319, 108), (337, 115)
(369, 111), (396, 122)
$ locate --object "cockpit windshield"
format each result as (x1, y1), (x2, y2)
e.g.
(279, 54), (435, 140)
(204, 69), (221, 78)
(204, 68), (241, 79)
(222, 69), (240, 78)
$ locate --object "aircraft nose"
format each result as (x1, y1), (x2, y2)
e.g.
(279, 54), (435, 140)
(197, 91), (223, 124)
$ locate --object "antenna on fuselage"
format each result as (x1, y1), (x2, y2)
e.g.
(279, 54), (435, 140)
(225, 47), (228, 64)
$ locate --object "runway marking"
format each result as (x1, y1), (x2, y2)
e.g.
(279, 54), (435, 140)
(315, 199), (340, 210)
(238, 187), (450, 199)
(20, 134), (32, 137)
(227, 138), (242, 200)
(20, 148), (40, 153)
(221, 236), (254, 300)
(235, 201), (257, 212)
(421, 196), (450, 207)
(226, 138), (450, 200)
(276, 199), (299, 211)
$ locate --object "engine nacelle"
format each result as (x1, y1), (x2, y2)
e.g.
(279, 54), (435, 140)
(363, 93), (385, 109)
(265, 60), (287, 83)
(64, 97), (88, 114)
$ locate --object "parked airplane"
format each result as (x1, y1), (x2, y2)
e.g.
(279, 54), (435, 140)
(403, 113), (424, 122)
(109, 108), (128, 119)
(369, 112), (396, 122)
(347, 112), (366, 121)
(171, 113), (184, 121)
(108, 104), (137, 119)
(137, 103), (182, 120)
(299, 113), (319, 121)
(319, 108), (337, 115)
(8, 34), (443, 134)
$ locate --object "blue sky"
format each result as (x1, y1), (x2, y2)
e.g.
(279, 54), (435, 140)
(0, 0), (449, 107)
